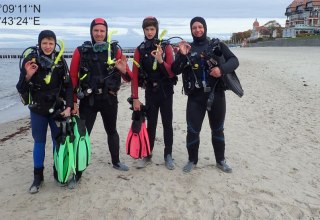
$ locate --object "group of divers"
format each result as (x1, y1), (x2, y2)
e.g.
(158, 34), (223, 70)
(16, 16), (243, 194)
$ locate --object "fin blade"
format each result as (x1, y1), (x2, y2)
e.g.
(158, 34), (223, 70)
(72, 115), (91, 172)
(140, 119), (151, 158)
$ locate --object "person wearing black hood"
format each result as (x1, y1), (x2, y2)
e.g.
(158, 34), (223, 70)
(171, 17), (239, 173)
(69, 18), (132, 187)
(131, 16), (175, 170)
(16, 30), (73, 193)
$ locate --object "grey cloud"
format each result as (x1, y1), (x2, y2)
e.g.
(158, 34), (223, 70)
(7, 0), (290, 19)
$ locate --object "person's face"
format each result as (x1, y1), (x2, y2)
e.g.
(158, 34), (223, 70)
(92, 24), (107, 43)
(40, 38), (55, 55)
(191, 21), (205, 38)
(144, 26), (157, 40)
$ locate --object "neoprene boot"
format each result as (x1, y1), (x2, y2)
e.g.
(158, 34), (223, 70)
(165, 154), (175, 170)
(29, 167), (44, 194)
(217, 160), (232, 173)
(67, 171), (82, 189)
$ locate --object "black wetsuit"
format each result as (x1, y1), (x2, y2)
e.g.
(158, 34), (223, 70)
(172, 39), (239, 164)
(70, 44), (131, 166)
(145, 79), (174, 157)
(131, 40), (175, 158)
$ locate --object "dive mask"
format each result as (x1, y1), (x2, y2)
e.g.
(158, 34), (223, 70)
(93, 42), (108, 52)
(38, 55), (54, 69)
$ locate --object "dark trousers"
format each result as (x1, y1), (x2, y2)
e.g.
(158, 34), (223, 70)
(79, 94), (120, 165)
(186, 89), (226, 164)
(145, 85), (173, 158)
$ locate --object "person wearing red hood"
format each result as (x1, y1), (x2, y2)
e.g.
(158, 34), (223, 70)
(70, 18), (132, 188)
(172, 17), (239, 173)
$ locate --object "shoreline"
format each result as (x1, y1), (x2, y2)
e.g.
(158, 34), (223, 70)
(0, 105), (29, 125)
(0, 117), (30, 143)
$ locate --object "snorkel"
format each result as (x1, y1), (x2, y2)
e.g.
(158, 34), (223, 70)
(152, 29), (167, 70)
(44, 39), (65, 84)
(107, 30), (118, 65)
(132, 59), (141, 69)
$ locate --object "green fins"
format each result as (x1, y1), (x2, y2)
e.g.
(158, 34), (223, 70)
(54, 118), (75, 184)
(54, 115), (91, 184)
(72, 115), (91, 172)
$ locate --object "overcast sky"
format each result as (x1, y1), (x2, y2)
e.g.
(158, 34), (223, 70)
(0, 0), (292, 48)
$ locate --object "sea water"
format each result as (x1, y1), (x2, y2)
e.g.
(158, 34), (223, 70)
(0, 48), (29, 124)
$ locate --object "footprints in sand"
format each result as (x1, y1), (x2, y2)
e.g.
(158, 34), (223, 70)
(224, 201), (242, 218)
(288, 206), (305, 219)
(214, 199), (309, 219)
(114, 207), (135, 220)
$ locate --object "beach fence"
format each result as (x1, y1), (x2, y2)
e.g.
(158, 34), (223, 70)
(0, 48), (135, 59)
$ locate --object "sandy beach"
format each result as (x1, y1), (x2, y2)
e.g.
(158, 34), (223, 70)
(0, 47), (319, 219)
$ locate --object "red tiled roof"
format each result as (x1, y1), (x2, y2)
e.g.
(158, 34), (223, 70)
(288, 0), (320, 9)
(287, 0), (308, 11)
(311, 0), (320, 6)
(255, 26), (269, 31)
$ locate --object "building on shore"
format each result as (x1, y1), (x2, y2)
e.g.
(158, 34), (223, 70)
(283, 0), (320, 38)
(248, 19), (282, 41)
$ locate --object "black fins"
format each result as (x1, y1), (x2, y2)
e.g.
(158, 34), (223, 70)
(222, 71), (244, 97)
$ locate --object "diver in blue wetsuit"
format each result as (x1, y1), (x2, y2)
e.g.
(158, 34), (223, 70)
(16, 30), (73, 193)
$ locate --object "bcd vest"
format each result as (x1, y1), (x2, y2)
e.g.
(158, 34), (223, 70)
(19, 49), (69, 115)
(182, 38), (224, 95)
(77, 41), (121, 98)
(137, 41), (177, 89)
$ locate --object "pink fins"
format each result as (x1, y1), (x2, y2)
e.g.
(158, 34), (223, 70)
(126, 111), (151, 159)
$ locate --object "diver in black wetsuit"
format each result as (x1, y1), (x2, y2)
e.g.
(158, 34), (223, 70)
(69, 18), (132, 188)
(171, 17), (239, 173)
(131, 17), (176, 170)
